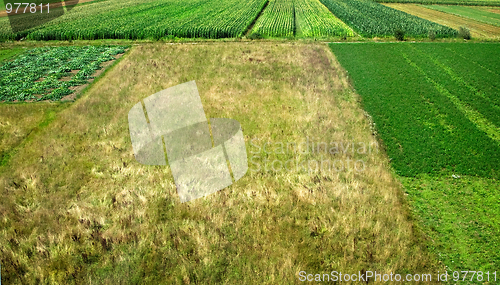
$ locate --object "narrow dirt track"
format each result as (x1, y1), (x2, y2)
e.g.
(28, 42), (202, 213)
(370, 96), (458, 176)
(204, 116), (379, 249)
(384, 3), (500, 39)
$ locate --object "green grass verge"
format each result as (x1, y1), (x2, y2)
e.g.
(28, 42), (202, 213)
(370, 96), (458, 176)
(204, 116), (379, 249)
(423, 5), (500, 26)
(0, 47), (23, 61)
(401, 174), (500, 276)
(330, 42), (500, 281)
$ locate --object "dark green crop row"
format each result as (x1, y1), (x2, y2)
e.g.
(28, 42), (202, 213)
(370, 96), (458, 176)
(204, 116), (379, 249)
(320, 0), (458, 37)
(329, 43), (500, 179)
(0, 46), (126, 102)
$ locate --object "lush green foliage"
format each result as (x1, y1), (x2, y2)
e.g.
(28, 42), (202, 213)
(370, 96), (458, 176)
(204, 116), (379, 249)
(320, 0), (458, 37)
(423, 5), (500, 26)
(0, 0), (267, 40)
(251, 0), (354, 38)
(0, 45), (126, 102)
(401, 174), (500, 276)
(329, 43), (500, 178)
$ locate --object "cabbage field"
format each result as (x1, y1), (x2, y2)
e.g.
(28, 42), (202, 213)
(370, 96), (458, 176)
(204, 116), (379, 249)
(251, 0), (354, 38)
(0, 46), (126, 102)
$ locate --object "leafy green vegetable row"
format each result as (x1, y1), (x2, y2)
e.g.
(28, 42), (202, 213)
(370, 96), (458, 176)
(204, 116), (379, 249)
(0, 46), (126, 102)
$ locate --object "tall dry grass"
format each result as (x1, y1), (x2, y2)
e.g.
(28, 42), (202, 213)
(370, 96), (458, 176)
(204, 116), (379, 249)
(0, 42), (440, 284)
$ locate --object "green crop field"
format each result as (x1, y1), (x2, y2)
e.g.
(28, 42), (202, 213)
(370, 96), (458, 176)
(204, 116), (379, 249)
(330, 43), (500, 178)
(251, 0), (295, 37)
(0, 0), (267, 40)
(330, 42), (500, 274)
(319, 0), (458, 37)
(250, 0), (354, 38)
(423, 5), (500, 26)
(1, 0), (500, 281)
(376, 0), (500, 6)
(0, 45), (126, 102)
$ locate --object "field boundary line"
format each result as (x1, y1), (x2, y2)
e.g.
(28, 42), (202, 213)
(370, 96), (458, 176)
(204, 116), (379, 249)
(244, 0), (270, 37)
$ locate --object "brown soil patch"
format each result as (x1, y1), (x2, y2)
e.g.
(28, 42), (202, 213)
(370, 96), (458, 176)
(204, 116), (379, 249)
(0, 0), (96, 18)
(489, 8), (500, 14)
(59, 69), (80, 82)
(384, 3), (500, 39)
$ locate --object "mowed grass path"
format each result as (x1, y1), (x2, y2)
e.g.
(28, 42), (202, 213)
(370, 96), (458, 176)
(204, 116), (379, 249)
(0, 43), (437, 283)
(385, 3), (500, 38)
(330, 42), (500, 277)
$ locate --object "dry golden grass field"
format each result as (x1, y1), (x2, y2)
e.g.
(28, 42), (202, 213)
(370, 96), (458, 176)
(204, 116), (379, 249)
(0, 42), (440, 284)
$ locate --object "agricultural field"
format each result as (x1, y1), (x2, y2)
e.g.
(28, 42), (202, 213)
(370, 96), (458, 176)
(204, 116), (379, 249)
(250, 0), (354, 38)
(385, 3), (500, 38)
(375, 0), (500, 6)
(319, 0), (457, 37)
(330, 42), (500, 274)
(423, 4), (500, 26)
(0, 42), (440, 283)
(251, 0), (295, 37)
(0, 45), (127, 102)
(0, 0), (267, 40)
